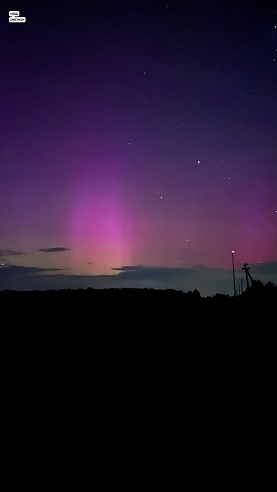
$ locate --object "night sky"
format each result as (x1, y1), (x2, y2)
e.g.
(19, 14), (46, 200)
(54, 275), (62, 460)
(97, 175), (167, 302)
(1, 0), (276, 296)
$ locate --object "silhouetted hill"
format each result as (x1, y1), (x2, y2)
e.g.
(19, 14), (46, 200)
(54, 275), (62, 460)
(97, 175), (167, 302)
(1, 281), (276, 326)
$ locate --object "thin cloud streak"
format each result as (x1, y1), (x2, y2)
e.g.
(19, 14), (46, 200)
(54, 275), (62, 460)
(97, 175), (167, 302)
(0, 250), (24, 256)
(39, 247), (70, 253)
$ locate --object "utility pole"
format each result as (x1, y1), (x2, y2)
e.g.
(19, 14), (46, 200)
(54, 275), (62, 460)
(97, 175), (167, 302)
(231, 250), (236, 296)
(241, 263), (254, 290)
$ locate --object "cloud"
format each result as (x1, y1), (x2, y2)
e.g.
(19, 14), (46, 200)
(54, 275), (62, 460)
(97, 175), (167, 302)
(250, 262), (277, 275)
(39, 247), (70, 253)
(112, 265), (144, 272)
(111, 265), (227, 294)
(0, 264), (64, 290)
(111, 265), (193, 286)
(1, 262), (277, 297)
(0, 249), (24, 256)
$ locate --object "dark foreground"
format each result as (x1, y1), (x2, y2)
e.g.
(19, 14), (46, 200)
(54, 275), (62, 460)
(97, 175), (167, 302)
(2, 284), (275, 382)
(1, 283), (276, 325)
(1, 284), (275, 482)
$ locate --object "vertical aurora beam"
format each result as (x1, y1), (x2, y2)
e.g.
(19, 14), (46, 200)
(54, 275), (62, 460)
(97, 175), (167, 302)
(69, 176), (133, 274)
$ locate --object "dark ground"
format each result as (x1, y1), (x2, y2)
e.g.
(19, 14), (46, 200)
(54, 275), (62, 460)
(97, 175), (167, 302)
(1, 284), (274, 485)
(1, 283), (276, 325)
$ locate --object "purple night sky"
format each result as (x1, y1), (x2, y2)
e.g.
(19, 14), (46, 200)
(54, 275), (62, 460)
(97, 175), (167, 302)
(1, 0), (276, 296)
